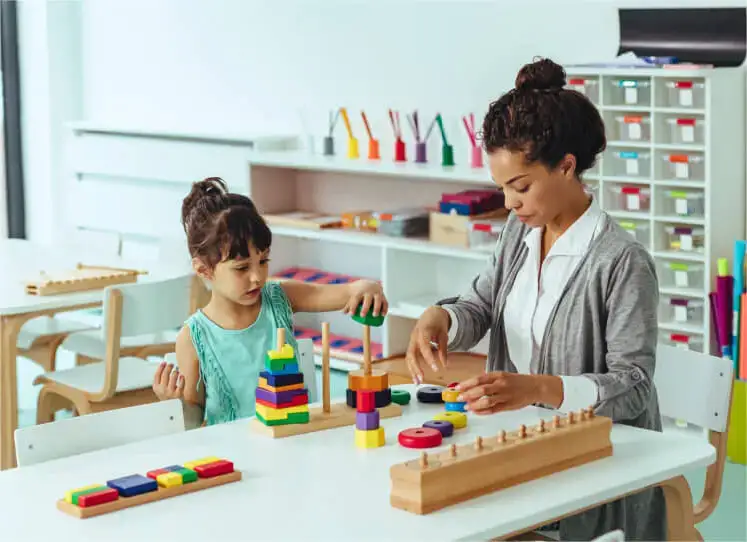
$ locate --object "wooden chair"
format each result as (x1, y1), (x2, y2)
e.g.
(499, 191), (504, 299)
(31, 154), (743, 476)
(14, 399), (184, 467)
(33, 274), (200, 423)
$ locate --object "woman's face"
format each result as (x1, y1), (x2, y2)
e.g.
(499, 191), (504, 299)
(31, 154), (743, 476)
(488, 148), (578, 228)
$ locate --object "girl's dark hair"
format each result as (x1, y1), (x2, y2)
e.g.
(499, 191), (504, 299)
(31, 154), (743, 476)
(480, 57), (606, 175)
(181, 177), (271, 268)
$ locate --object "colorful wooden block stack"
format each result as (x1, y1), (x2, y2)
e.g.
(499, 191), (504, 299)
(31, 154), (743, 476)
(255, 328), (310, 427)
(59, 457), (240, 518)
(355, 389), (385, 448)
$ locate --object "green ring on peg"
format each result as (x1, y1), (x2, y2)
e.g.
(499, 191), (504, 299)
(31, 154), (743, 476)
(351, 302), (385, 327)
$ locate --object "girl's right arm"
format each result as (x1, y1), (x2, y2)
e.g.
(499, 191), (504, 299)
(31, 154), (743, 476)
(152, 326), (206, 429)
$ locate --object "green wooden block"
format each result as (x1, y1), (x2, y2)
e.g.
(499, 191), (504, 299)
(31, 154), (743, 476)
(176, 468), (198, 484)
(265, 355), (298, 373)
(351, 304), (385, 327)
(256, 411), (310, 426)
(391, 389), (411, 405)
(70, 486), (110, 505)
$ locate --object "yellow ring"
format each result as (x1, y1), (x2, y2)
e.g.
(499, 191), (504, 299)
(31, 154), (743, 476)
(433, 411), (468, 429)
(442, 389), (460, 402)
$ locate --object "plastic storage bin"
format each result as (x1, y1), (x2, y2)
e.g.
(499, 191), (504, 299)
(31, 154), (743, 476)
(664, 80), (706, 109)
(567, 77), (599, 103)
(617, 220), (649, 247)
(662, 189), (705, 218)
(659, 332), (704, 352)
(607, 150), (651, 177)
(608, 185), (651, 212)
(660, 153), (705, 181)
(615, 115), (651, 142)
(608, 78), (651, 106)
(665, 225), (705, 253)
(661, 261), (704, 289)
(468, 219), (506, 249)
(660, 296), (705, 325)
(665, 117), (705, 146)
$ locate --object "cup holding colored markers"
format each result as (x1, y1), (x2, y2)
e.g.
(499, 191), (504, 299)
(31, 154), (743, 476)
(347, 137), (360, 159)
(368, 138), (380, 160)
(442, 144), (455, 167)
(394, 138), (407, 162)
(415, 142), (427, 163)
(470, 145), (484, 168)
(463, 112), (482, 168)
(323, 136), (335, 156)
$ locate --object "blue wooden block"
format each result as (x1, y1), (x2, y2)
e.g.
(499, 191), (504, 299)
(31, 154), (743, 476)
(266, 362), (300, 376)
(107, 474), (158, 497)
(164, 464), (184, 472)
(445, 401), (467, 412)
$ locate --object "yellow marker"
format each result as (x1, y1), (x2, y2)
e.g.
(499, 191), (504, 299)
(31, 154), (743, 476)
(156, 472), (183, 488)
(339, 107), (354, 139)
(434, 411), (468, 429)
(355, 427), (385, 449)
(255, 403), (309, 422)
(183, 456), (221, 470)
(267, 344), (294, 360)
(64, 484), (102, 504)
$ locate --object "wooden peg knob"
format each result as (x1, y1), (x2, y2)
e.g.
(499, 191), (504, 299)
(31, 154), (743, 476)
(474, 436), (483, 451)
(519, 424), (526, 438)
(578, 408), (586, 421)
(552, 415), (560, 429)
(537, 419), (545, 433)
(497, 430), (506, 444)
(586, 406), (595, 418)
(449, 444), (457, 458)
(420, 452), (428, 469)
(568, 412), (575, 424)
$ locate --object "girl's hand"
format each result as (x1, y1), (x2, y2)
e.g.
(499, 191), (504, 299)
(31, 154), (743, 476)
(343, 279), (388, 318)
(153, 361), (185, 401)
(405, 306), (450, 383)
(456, 372), (545, 414)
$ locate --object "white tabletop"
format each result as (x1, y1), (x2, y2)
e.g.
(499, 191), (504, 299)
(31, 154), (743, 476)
(0, 385), (715, 541)
(0, 239), (186, 315)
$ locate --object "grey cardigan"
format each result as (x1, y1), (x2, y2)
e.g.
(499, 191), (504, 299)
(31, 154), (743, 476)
(440, 211), (666, 541)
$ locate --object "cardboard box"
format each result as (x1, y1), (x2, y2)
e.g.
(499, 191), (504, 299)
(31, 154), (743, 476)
(429, 209), (508, 247)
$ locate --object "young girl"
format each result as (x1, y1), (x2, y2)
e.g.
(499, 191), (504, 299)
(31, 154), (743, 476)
(152, 177), (387, 426)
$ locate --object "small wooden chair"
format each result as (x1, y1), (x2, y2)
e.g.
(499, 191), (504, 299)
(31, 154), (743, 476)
(33, 274), (201, 422)
(15, 399), (184, 467)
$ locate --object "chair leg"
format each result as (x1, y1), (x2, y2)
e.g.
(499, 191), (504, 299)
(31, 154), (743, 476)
(36, 386), (72, 424)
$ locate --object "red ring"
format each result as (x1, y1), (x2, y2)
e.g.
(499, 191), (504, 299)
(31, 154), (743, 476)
(398, 427), (443, 449)
(447, 381), (460, 389)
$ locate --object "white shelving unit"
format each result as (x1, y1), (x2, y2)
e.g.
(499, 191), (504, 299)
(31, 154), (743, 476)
(566, 66), (746, 353)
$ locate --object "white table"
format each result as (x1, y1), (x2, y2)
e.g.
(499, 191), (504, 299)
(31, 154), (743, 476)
(0, 239), (185, 470)
(0, 385), (714, 540)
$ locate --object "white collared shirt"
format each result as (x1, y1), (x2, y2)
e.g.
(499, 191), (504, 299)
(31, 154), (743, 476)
(447, 198), (602, 412)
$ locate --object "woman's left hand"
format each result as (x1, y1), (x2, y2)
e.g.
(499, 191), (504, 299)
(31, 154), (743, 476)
(456, 372), (543, 414)
(343, 280), (388, 318)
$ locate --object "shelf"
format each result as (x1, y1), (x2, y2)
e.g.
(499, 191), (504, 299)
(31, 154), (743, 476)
(270, 224), (491, 261)
(606, 141), (651, 149)
(607, 210), (651, 221)
(660, 287), (706, 299)
(250, 151), (494, 186)
(601, 105), (653, 113)
(653, 180), (705, 188)
(601, 176), (652, 185)
(654, 143), (706, 152)
(659, 322), (704, 335)
(652, 250), (705, 262)
(653, 215), (705, 226)
(656, 107), (707, 115)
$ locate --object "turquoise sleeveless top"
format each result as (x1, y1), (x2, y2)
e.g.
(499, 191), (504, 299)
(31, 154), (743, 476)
(185, 281), (296, 425)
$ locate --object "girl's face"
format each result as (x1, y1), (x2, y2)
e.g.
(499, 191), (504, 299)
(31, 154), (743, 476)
(195, 244), (270, 306)
(488, 148), (579, 229)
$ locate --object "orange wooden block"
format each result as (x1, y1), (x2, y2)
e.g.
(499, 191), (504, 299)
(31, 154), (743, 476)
(258, 377), (305, 393)
(348, 370), (388, 392)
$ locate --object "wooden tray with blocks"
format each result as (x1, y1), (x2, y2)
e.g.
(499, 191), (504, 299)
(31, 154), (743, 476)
(390, 408), (613, 515)
(25, 264), (147, 296)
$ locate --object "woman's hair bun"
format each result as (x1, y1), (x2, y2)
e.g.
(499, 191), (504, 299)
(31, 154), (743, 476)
(515, 57), (566, 92)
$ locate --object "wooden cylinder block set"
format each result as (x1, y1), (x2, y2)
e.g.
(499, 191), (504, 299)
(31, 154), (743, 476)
(390, 407), (613, 515)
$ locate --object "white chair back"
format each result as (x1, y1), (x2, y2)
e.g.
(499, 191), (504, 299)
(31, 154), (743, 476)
(296, 338), (318, 403)
(103, 274), (193, 338)
(592, 530), (625, 542)
(14, 399), (184, 467)
(654, 344), (734, 432)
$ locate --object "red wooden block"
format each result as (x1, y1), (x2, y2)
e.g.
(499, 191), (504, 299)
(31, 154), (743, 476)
(78, 487), (119, 508)
(356, 389), (375, 413)
(194, 459), (235, 478)
(146, 468), (171, 480)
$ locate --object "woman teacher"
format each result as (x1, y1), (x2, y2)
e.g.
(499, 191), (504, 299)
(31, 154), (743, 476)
(405, 58), (664, 540)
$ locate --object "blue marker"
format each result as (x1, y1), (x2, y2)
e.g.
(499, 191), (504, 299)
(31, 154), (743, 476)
(732, 240), (745, 372)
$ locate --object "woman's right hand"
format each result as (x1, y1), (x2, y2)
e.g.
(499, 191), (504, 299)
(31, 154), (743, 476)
(405, 306), (451, 383)
(153, 360), (185, 401)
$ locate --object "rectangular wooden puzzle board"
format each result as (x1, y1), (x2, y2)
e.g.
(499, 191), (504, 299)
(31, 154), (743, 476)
(25, 264), (145, 296)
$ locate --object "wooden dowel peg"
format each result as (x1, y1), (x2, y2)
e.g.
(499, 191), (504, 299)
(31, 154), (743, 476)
(497, 430), (506, 444)
(568, 411), (575, 424)
(321, 322), (331, 414)
(449, 444), (457, 458)
(420, 452), (429, 469)
(537, 419), (545, 433)
(363, 324), (371, 376)
(276, 327), (286, 351)
(552, 415), (560, 429)
(578, 408), (586, 421)
(519, 424), (527, 438)
(474, 436), (483, 451)
(586, 406), (595, 418)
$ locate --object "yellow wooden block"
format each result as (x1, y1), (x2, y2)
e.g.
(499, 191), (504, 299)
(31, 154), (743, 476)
(442, 389), (460, 402)
(255, 402), (309, 421)
(258, 377), (305, 392)
(355, 427), (385, 449)
(183, 456), (221, 470)
(64, 484), (101, 504)
(348, 370), (389, 392)
(267, 344), (294, 360)
(156, 472), (183, 488)
(434, 411), (468, 429)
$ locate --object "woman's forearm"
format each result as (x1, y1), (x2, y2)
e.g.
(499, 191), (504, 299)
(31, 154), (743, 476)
(533, 374), (564, 409)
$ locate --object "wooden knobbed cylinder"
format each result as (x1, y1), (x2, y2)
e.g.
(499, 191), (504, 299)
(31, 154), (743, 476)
(537, 419), (545, 433)
(449, 444), (457, 458)
(420, 452), (429, 469)
(518, 424), (527, 438)
(552, 415), (560, 429)
(474, 436), (483, 451)
(568, 411), (575, 424)
(586, 406), (595, 418)
(497, 430), (506, 443)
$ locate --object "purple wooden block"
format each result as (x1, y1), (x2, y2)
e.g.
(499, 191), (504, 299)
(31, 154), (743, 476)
(356, 410), (380, 431)
(423, 420), (454, 437)
(255, 387), (308, 406)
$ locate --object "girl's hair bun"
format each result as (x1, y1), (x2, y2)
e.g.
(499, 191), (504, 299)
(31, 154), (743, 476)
(515, 57), (566, 92)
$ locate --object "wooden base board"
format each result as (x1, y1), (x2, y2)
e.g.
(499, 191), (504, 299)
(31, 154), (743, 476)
(56, 470), (242, 518)
(250, 401), (402, 438)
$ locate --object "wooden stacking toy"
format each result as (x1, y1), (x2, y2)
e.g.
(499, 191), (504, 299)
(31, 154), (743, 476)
(25, 264), (146, 296)
(390, 408), (612, 515)
(58, 457), (241, 518)
(255, 327), (310, 427)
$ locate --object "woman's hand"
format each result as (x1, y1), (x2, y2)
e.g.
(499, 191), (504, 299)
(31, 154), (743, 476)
(153, 360), (185, 401)
(405, 306), (451, 383)
(343, 279), (388, 318)
(456, 372), (562, 414)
